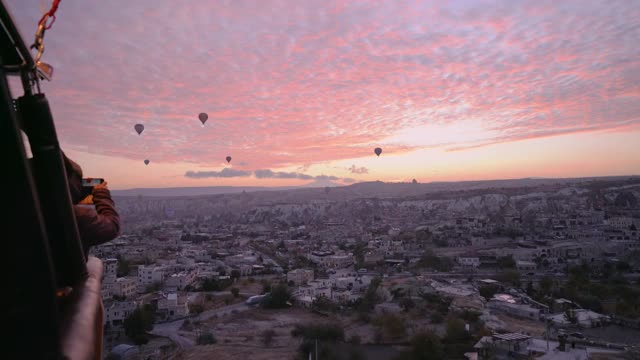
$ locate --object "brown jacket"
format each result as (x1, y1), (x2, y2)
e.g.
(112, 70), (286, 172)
(74, 187), (120, 253)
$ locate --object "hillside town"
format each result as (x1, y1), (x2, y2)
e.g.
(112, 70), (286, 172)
(93, 178), (640, 360)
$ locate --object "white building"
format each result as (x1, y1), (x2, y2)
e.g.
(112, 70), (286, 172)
(547, 309), (609, 328)
(458, 255), (481, 268)
(137, 265), (166, 292)
(287, 269), (314, 286)
(102, 258), (118, 300)
(607, 217), (633, 230)
(157, 293), (189, 319)
(325, 254), (354, 268)
(516, 260), (537, 271)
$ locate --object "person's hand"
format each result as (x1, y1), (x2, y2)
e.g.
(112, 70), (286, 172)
(93, 181), (108, 190)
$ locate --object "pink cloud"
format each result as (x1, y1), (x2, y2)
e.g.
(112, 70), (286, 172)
(6, 0), (639, 171)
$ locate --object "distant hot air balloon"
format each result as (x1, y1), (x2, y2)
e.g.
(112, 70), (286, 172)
(134, 123), (144, 135)
(198, 112), (208, 125)
(226, 156), (232, 163)
(374, 147), (382, 157)
(144, 159), (150, 165)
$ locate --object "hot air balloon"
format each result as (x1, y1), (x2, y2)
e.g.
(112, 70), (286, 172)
(144, 159), (150, 165)
(134, 123), (144, 135)
(198, 112), (208, 125)
(374, 147), (382, 157)
(226, 156), (232, 163)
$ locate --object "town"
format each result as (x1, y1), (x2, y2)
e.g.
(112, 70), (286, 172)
(94, 177), (640, 360)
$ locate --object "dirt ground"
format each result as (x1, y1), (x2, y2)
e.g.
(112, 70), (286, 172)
(494, 313), (546, 336)
(175, 307), (333, 360)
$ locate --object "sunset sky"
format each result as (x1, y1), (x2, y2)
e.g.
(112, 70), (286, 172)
(8, 0), (640, 189)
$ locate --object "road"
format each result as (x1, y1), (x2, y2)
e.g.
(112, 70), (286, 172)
(149, 301), (252, 348)
(149, 318), (194, 348)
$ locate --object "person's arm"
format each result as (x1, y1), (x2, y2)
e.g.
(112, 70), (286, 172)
(77, 181), (120, 247)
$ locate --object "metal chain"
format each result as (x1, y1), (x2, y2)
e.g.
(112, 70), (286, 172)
(32, 15), (49, 66)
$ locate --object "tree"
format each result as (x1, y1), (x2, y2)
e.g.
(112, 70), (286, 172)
(292, 323), (346, 360)
(397, 331), (444, 360)
(261, 329), (276, 347)
(430, 312), (444, 324)
(262, 283), (291, 309)
(123, 306), (155, 345)
(197, 331), (217, 345)
(189, 303), (204, 314)
(564, 309), (578, 325)
(497, 270), (521, 288)
(479, 284), (499, 301)
(231, 269), (241, 280)
(497, 256), (516, 269)
(539, 275), (554, 295)
(384, 314), (406, 338)
(400, 297), (416, 312)
(231, 287), (240, 298)
(526, 281), (534, 295)
(117, 256), (130, 277)
(444, 318), (469, 343)
(312, 295), (338, 313)
(358, 277), (382, 314)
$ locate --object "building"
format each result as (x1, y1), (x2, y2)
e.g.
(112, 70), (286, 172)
(308, 251), (354, 268)
(113, 277), (137, 298)
(607, 217), (633, 230)
(488, 297), (540, 320)
(363, 250), (384, 264)
(287, 269), (314, 286)
(101, 258), (118, 300)
(157, 293), (189, 319)
(103, 300), (138, 326)
(516, 260), (536, 272)
(458, 254), (481, 268)
(164, 270), (197, 291)
(137, 265), (166, 292)
(474, 333), (625, 360)
(546, 309), (609, 328)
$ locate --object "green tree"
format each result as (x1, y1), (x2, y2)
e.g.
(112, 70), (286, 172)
(564, 309), (578, 324)
(123, 306), (155, 345)
(197, 331), (217, 345)
(479, 284), (500, 301)
(231, 269), (241, 280)
(116, 256), (130, 277)
(497, 270), (521, 287)
(400, 297), (416, 312)
(312, 295), (338, 313)
(539, 275), (553, 295)
(189, 303), (204, 314)
(292, 322), (345, 359)
(231, 287), (240, 298)
(444, 318), (469, 343)
(262, 283), (291, 309)
(358, 277), (382, 313)
(497, 256), (516, 269)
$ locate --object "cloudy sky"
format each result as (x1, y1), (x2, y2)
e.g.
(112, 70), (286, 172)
(8, 0), (640, 189)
